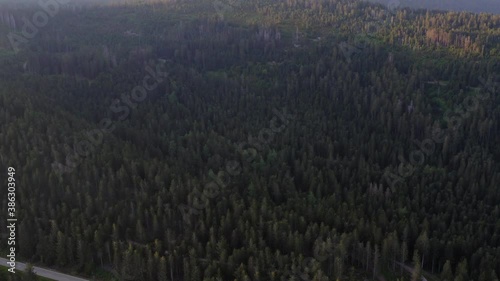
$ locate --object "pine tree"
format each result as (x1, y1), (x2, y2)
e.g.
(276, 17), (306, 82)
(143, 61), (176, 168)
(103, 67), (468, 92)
(56, 231), (66, 267)
(373, 245), (379, 279)
(441, 260), (453, 281)
(411, 250), (422, 281)
(159, 256), (168, 281)
(454, 259), (469, 281)
(400, 241), (408, 275)
(415, 231), (429, 268)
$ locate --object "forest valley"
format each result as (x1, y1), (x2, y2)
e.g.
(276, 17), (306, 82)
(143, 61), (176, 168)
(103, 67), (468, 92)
(0, 0), (499, 280)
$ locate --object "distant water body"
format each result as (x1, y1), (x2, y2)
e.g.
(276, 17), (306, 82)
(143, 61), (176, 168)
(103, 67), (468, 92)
(367, 0), (500, 14)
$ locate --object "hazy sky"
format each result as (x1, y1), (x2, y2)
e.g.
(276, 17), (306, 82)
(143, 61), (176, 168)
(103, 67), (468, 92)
(367, 0), (500, 14)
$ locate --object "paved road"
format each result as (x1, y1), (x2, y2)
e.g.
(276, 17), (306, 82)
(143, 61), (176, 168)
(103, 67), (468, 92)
(1, 258), (89, 281)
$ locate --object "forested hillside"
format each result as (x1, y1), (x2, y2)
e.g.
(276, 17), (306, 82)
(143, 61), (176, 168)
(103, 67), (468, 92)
(368, 0), (500, 15)
(0, 0), (499, 280)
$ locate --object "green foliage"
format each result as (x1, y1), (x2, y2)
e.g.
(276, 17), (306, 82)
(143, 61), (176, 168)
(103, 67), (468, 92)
(0, 0), (499, 281)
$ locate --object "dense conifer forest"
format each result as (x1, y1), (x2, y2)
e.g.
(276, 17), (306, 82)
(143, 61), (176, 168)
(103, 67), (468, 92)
(0, 0), (499, 280)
